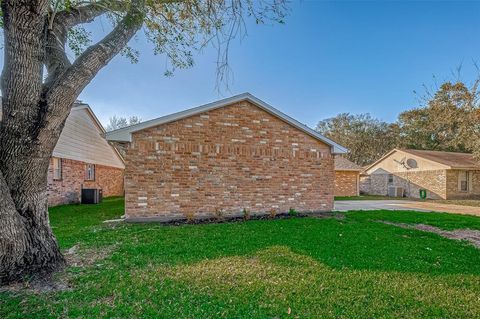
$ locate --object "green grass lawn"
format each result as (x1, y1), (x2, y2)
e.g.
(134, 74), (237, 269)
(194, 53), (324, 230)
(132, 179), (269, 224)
(2, 197), (480, 318)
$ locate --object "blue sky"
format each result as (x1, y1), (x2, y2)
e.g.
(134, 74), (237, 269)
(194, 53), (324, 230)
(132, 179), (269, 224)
(78, 1), (480, 127)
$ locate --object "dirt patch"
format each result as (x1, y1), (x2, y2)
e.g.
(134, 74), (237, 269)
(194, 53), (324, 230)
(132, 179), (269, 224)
(0, 245), (116, 294)
(0, 276), (71, 294)
(64, 244), (117, 268)
(309, 212), (345, 220)
(379, 221), (480, 248)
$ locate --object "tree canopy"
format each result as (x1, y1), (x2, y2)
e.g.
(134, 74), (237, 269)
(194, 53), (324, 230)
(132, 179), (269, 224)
(41, 0), (288, 80)
(0, 0), (288, 285)
(398, 82), (480, 157)
(317, 81), (480, 166)
(106, 115), (142, 131)
(316, 113), (400, 167)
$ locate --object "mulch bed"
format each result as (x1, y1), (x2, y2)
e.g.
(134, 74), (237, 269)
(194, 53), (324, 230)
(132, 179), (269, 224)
(120, 211), (345, 226)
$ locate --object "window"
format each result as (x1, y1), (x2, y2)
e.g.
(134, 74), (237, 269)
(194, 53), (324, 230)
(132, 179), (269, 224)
(52, 158), (62, 180)
(85, 164), (95, 181)
(388, 174), (394, 184)
(458, 171), (470, 192)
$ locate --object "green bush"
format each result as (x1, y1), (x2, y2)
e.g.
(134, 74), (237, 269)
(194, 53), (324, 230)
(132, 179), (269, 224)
(288, 208), (298, 217)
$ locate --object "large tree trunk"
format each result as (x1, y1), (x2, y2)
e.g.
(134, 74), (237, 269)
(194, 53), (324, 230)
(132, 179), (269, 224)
(0, 0), (144, 285)
(0, 172), (66, 285)
(0, 0), (66, 285)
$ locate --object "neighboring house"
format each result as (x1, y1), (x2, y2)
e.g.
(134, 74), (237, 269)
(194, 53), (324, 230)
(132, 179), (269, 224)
(1, 102), (125, 206)
(106, 93), (347, 222)
(47, 103), (125, 206)
(334, 156), (362, 196)
(361, 148), (480, 199)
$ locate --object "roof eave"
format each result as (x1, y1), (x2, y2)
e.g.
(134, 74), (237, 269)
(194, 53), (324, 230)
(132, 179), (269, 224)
(449, 166), (480, 170)
(332, 145), (348, 154)
(105, 93), (349, 153)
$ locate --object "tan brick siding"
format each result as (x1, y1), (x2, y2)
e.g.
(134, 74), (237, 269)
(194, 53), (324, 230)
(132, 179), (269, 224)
(124, 101), (335, 221)
(334, 171), (359, 196)
(360, 170), (447, 199)
(47, 158), (124, 206)
(446, 170), (480, 199)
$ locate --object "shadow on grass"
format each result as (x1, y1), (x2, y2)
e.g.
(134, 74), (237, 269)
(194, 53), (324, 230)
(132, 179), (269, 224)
(50, 198), (480, 276)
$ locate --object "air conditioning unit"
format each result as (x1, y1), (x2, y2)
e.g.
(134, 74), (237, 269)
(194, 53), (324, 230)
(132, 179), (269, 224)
(388, 186), (404, 198)
(81, 188), (103, 204)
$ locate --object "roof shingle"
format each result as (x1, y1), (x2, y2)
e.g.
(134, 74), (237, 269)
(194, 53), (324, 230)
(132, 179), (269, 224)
(334, 156), (363, 171)
(400, 149), (480, 169)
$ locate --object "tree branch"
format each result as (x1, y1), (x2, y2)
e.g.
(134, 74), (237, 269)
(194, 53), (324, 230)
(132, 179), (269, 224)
(44, 1), (112, 82)
(52, 1), (116, 30)
(41, 0), (145, 136)
(44, 19), (72, 85)
(44, 1), (135, 84)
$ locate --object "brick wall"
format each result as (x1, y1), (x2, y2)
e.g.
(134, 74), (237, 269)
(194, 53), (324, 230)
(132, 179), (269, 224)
(47, 158), (124, 206)
(446, 170), (480, 199)
(360, 170), (447, 199)
(394, 170), (446, 199)
(360, 174), (388, 196)
(124, 101), (335, 221)
(334, 171), (359, 196)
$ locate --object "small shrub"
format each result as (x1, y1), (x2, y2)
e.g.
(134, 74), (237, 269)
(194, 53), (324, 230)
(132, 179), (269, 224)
(288, 208), (298, 217)
(243, 208), (250, 221)
(269, 208), (277, 219)
(184, 212), (195, 223)
(214, 208), (224, 221)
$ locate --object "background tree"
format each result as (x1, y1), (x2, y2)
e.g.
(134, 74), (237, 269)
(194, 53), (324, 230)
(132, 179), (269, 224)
(0, 0), (287, 285)
(398, 82), (480, 156)
(106, 115), (142, 131)
(316, 113), (400, 166)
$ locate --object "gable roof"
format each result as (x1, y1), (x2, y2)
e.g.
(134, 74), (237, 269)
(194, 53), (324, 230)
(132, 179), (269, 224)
(1, 100), (125, 168)
(400, 149), (480, 169)
(364, 148), (480, 172)
(53, 103), (125, 168)
(105, 93), (348, 154)
(334, 156), (363, 171)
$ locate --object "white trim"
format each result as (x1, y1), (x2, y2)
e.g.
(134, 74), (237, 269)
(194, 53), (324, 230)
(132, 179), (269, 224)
(74, 103), (125, 166)
(105, 93), (348, 154)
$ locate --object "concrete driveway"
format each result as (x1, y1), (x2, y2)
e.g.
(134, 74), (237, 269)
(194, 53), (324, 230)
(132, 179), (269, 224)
(334, 200), (480, 217)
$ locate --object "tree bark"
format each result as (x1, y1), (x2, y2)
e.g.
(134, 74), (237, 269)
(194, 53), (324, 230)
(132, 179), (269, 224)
(0, 0), (145, 285)
(0, 0), (66, 285)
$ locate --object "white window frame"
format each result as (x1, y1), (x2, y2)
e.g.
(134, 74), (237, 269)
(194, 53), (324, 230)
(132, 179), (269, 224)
(85, 163), (96, 181)
(52, 157), (62, 181)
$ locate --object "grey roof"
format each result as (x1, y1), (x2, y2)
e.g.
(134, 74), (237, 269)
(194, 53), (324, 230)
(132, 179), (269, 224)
(105, 93), (348, 154)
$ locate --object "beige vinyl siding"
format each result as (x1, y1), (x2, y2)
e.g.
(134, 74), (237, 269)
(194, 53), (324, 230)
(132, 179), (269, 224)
(52, 107), (124, 169)
(365, 150), (448, 175)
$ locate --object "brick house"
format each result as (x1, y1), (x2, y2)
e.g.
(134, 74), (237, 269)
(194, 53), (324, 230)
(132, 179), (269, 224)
(2, 102), (125, 206)
(0, 102), (125, 206)
(46, 103), (125, 206)
(334, 156), (362, 196)
(361, 149), (480, 199)
(106, 93), (347, 222)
